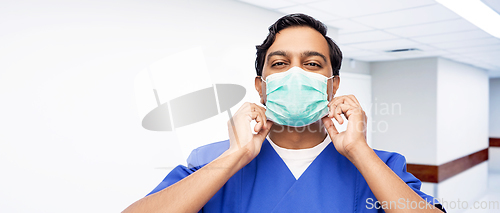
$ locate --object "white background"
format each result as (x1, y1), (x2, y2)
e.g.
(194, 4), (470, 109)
(0, 0), (284, 212)
(0, 0), (367, 212)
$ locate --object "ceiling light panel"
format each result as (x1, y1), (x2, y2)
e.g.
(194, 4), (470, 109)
(437, 0), (500, 38)
(338, 30), (398, 44)
(384, 19), (478, 38)
(306, 0), (435, 18)
(411, 30), (491, 44)
(352, 4), (459, 29)
(238, 0), (297, 9)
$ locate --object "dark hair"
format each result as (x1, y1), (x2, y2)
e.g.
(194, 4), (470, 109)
(255, 13), (342, 76)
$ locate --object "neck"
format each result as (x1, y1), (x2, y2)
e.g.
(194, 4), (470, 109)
(268, 120), (328, 149)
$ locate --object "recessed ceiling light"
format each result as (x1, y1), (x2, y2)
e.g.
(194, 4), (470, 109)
(384, 48), (422, 56)
(436, 0), (500, 38)
(385, 48), (421, 53)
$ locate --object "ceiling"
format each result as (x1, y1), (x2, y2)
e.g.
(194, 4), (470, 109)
(237, 0), (500, 77)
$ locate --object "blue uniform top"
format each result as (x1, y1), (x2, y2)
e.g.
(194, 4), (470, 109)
(147, 139), (443, 212)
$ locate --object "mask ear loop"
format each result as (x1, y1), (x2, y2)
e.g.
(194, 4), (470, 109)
(260, 76), (267, 83)
(326, 75), (335, 84)
(258, 76), (267, 107)
(326, 75), (335, 100)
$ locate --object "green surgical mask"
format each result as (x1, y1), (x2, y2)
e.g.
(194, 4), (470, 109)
(261, 66), (334, 127)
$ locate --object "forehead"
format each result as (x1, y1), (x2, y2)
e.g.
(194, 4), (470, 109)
(267, 26), (330, 60)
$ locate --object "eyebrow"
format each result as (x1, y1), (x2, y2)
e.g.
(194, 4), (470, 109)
(266, 50), (287, 64)
(266, 50), (328, 64)
(302, 51), (327, 64)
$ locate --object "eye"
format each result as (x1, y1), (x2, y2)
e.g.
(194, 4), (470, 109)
(305, 62), (321, 67)
(271, 62), (286, 67)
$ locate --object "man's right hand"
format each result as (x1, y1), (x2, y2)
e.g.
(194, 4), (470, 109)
(123, 102), (273, 213)
(225, 102), (273, 164)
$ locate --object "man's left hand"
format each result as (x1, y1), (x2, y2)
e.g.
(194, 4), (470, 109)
(321, 95), (368, 160)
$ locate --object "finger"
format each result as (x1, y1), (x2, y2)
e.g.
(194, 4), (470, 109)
(328, 99), (336, 118)
(329, 96), (358, 109)
(328, 97), (355, 119)
(329, 99), (343, 123)
(236, 102), (252, 114)
(336, 103), (361, 121)
(328, 97), (344, 118)
(328, 96), (338, 107)
(253, 109), (268, 132)
(254, 120), (273, 142)
(334, 103), (345, 124)
(254, 122), (263, 133)
(346, 94), (361, 107)
(248, 111), (264, 132)
(321, 116), (339, 136)
(254, 104), (266, 111)
(328, 96), (347, 107)
(251, 106), (267, 130)
(252, 104), (267, 128)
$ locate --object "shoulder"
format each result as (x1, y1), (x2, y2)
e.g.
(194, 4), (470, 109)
(186, 139), (230, 168)
(372, 149), (419, 185)
(372, 149), (407, 168)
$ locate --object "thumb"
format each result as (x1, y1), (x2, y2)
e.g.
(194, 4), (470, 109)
(254, 120), (273, 142)
(322, 116), (339, 136)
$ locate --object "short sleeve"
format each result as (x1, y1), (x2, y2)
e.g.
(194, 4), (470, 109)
(145, 164), (202, 196)
(385, 153), (446, 212)
(145, 140), (229, 197)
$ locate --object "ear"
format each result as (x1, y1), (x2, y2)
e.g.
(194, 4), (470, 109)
(255, 76), (265, 105)
(333, 76), (340, 94)
(328, 76), (340, 101)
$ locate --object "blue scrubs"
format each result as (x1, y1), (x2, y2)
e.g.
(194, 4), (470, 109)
(147, 139), (441, 212)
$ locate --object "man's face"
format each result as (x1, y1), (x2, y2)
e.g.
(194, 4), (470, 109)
(255, 26), (339, 105)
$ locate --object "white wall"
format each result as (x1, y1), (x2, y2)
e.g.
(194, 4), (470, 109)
(371, 57), (489, 166)
(370, 57), (438, 165)
(334, 72), (372, 147)
(436, 162), (489, 213)
(436, 58), (489, 165)
(340, 58), (370, 75)
(371, 57), (490, 206)
(490, 148), (500, 172)
(490, 78), (500, 172)
(420, 163), (488, 213)
(0, 0), (288, 212)
(333, 58), (372, 146)
(490, 78), (500, 138)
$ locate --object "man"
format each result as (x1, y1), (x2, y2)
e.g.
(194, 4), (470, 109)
(124, 14), (445, 212)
